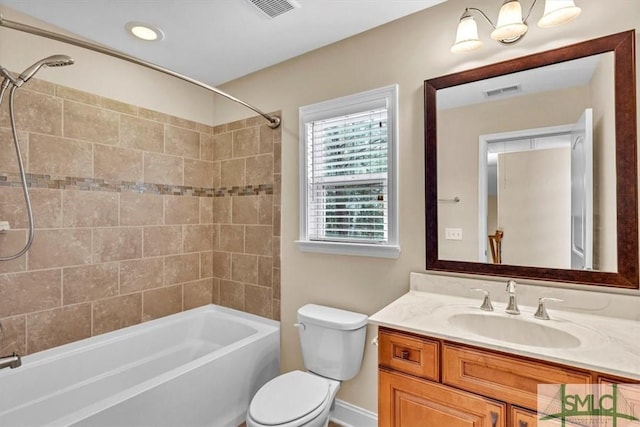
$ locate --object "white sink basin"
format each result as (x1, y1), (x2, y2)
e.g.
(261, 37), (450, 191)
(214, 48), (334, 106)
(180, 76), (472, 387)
(448, 312), (581, 348)
(432, 305), (608, 350)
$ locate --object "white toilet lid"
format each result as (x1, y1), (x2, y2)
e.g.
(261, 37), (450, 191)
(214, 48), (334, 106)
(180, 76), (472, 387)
(249, 371), (330, 425)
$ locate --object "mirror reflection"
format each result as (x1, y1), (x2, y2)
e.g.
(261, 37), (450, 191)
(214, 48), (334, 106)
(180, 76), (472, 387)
(436, 52), (616, 272)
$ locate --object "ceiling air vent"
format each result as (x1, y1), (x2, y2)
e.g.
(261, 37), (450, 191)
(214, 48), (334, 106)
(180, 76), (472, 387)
(484, 84), (521, 98)
(248, 0), (301, 18)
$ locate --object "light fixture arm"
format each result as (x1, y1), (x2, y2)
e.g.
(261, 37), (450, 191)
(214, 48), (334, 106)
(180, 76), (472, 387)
(465, 0), (539, 46)
(465, 7), (497, 30)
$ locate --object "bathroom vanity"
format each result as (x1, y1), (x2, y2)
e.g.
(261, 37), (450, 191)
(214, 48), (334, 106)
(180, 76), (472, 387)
(369, 273), (640, 427)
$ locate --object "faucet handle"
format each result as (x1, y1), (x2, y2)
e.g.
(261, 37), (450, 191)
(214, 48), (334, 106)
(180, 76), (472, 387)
(534, 297), (563, 320)
(470, 288), (494, 311)
(506, 279), (517, 293)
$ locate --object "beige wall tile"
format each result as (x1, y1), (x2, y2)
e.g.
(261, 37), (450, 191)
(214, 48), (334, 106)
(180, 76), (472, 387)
(212, 224), (220, 251)
(232, 253), (258, 284)
(165, 125), (200, 159)
(212, 279), (220, 305)
(120, 257), (164, 293)
(63, 263), (119, 304)
(0, 315), (26, 355)
(200, 197), (213, 224)
(26, 79), (55, 96)
(246, 116), (264, 127)
(93, 227), (142, 263)
(221, 158), (245, 188)
(273, 204), (281, 237)
(144, 152), (183, 186)
(164, 196), (199, 225)
(196, 123), (213, 135)
(142, 285), (182, 321)
(0, 231), (27, 274)
(121, 115), (164, 153)
(30, 134), (92, 178)
(94, 144), (144, 182)
(183, 224), (214, 253)
(0, 89), (62, 136)
(245, 284), (272, 318)
(227, 119), (246, 131)
(184, 279), (213, 310)
(212, 251), (231, 280)
(273, 268), (280, 300)
(272, 299), (280, 321)
(258, 195), (273, 226)
(170, 116), (196, 130)
(0, 127), (28, 174)
(184, 158), (214, 188)
(143, 226), (182, 257)
(219, 280), (243, 311)
(272, 236), (280, 269)
(31, 189), (63, 229)
(201, 133), (214, 161)
(258, 256), (273, 287)
(164, 253), (200, 285)
(245, 225), (272, 256)
(139, 108), (171, 124)
(0, 270), (61, 317)
(260, 125), (274, 154)
(63, 191), (119, 227)
(220, 224), (244, 253)
(27, 304), (91, 353)
(232, 196), (258, 224)
(28, 229), (92, 270)
(213, 132), (233, 161)
(212, 161), (221, 188)
(93, 293), (142, 335)
(233, 127), (260, 158)
(120, 193), (164, 226)
(63, 100), (119, 144)
(200, 251), (213, 279)
(100, 97), (138, 115)
(213, 197), (231, 224)
(56, 86), (100, 105)
(246, 154), (273, 186)
(213, 124), (227, 134)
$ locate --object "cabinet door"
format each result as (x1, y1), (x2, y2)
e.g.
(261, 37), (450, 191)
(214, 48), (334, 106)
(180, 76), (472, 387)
(380, 369), (506, 427)
(510, 406), (538, 427)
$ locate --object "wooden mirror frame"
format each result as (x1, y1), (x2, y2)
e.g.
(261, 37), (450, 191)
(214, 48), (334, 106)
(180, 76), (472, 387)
(425, 31), (638, 289)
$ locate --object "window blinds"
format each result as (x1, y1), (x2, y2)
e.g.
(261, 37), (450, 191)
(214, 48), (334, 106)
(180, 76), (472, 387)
(306, 108), (389, 243)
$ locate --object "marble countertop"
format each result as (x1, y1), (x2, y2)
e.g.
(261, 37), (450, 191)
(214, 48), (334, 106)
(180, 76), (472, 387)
(369, 281), (640, 380)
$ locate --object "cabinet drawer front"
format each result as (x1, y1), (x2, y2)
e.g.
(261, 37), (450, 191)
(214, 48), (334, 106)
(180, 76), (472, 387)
(379, 329), (439, 381)
(380, 369), (506, 427)
(510, 406), (538, 427)
(442, 344), (591, 410)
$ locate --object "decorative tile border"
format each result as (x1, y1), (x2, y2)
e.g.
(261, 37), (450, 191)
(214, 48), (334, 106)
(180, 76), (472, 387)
(0, 172), (273, 197)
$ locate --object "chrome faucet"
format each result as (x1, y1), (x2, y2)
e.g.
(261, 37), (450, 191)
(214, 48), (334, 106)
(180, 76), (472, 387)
(0, 352), (21, 370)
(505, 280), (520, 315)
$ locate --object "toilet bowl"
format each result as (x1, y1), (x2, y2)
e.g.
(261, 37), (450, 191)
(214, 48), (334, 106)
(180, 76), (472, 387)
(246, 304), (368, 427)
(246, 371), (340, 427)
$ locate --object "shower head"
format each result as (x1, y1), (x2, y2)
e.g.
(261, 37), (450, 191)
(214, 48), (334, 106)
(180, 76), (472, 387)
(15, 54), (74, 87)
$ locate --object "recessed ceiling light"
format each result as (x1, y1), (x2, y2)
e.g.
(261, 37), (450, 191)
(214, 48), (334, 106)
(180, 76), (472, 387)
(125, 21), (164, 41)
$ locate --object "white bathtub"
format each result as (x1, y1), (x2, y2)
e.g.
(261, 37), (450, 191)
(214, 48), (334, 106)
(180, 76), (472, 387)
(0, 305), (280, 427)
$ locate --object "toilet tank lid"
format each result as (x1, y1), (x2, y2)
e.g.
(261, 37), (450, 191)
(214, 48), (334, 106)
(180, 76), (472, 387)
(297, 304), (368, 330)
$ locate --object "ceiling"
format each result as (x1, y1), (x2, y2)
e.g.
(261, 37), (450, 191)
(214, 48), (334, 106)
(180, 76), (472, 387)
(0, 0), (446, 86)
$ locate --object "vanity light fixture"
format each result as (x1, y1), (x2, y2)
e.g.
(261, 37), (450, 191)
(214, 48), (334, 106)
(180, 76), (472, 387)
(125, 21), (165, 42)
(450, 0), (581, 54)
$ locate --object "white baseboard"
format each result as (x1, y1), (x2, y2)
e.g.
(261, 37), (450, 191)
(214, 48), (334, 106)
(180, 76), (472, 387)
(330, 399), (378, 427)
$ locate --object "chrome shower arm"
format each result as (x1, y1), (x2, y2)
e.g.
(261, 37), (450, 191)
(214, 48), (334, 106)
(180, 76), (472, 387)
(0, 15), (281, 129)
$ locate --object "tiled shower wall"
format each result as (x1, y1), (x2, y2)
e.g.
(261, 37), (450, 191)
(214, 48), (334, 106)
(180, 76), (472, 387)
(0, 78), (280, 355)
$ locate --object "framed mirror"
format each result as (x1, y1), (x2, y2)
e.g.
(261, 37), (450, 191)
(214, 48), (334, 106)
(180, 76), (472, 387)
(425, 31), (638, 289)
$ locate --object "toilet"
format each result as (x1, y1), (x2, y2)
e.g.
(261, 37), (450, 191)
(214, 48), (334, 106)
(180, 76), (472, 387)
(246, 304), (368, 427)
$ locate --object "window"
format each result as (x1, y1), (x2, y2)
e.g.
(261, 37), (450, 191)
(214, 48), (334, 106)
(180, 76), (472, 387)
(297, 84), (399, 258)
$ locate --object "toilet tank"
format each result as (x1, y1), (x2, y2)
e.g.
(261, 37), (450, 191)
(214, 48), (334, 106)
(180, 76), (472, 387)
(296, 304), (368, 381)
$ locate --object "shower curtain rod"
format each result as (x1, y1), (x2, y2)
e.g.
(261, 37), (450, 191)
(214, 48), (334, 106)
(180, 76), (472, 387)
(0, 15), (281, 129)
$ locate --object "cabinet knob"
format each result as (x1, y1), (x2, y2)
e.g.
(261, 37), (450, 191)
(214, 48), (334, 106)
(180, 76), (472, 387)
(400, 350), (410, 359)
(490, 411), (499, 427)
(519, 421), (528, 427)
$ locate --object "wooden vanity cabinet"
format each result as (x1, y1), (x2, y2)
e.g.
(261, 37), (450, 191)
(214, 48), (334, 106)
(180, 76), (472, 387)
(378, 327), (617, 427)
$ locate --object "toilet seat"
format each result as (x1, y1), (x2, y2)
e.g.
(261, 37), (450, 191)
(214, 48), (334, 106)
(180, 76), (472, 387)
(248, 371), (330, 426)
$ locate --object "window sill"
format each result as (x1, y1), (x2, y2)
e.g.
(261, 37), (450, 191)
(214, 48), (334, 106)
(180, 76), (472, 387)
(295, 240), (400, 259)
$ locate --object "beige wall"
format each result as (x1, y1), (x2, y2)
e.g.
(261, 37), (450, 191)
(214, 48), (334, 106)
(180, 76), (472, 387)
(216, 0), (640, 413)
